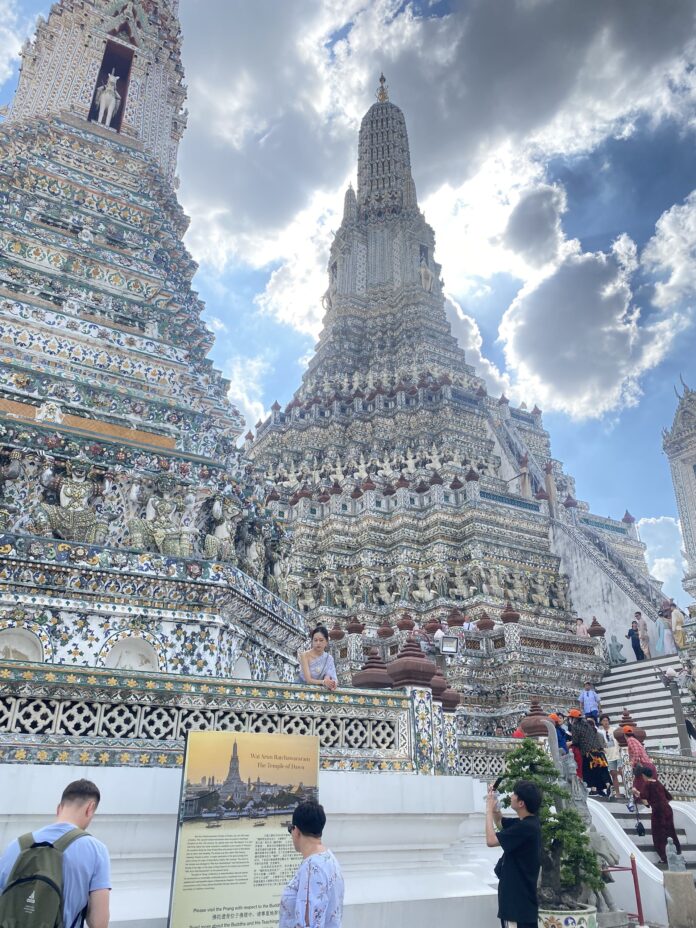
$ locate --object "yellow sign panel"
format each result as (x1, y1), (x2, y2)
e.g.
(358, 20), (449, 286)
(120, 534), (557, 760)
(169, 731), (320, 928)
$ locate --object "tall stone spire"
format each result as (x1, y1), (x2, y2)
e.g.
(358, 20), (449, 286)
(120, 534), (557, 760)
(299, 76), (463, 393)
(8, 0), (186, 181)
(357, 74), (418, 216)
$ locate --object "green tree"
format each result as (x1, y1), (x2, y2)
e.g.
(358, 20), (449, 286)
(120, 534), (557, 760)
(498, 738), (603, 907)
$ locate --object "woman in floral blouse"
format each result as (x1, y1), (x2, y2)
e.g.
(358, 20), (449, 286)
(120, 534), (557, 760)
(279, 800), (344, 928)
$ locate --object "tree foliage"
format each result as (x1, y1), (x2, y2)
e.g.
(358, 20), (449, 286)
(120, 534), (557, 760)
(498, 738), (603, 906)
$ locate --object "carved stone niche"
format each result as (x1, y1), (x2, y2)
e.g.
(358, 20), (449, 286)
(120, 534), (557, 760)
(104, 635), (159, 672)
(0, 626), (43, 663)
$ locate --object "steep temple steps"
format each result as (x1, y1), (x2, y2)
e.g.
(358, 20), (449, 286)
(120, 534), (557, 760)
(597, 655), (694, 753)
(601, 803), (696, 872)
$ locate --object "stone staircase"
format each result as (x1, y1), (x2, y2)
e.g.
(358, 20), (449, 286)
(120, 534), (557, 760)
(601, 801), (696, 872)
(597, 654), (695, 752)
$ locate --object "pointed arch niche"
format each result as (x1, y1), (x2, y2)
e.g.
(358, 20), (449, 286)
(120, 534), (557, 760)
(231, 655), (252, 680)
(89, 37), (135, 131)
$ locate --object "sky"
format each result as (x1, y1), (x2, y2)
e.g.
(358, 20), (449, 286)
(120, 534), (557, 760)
(1, 0), (695, 606)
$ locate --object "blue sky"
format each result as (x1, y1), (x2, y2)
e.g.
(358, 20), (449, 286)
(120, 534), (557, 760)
(2, 0), (695, 605)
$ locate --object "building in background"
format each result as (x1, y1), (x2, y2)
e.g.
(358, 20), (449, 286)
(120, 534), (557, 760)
(664, 381), (696, 610)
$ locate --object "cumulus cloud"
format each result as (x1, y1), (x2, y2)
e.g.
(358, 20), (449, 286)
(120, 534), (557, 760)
(498, 224), (691, 417)
(642, 188), (696, 309)
(0, 0), (22, 88)
(225, 354), (271, 434)
(637, 515), (688, 606)
(502, 184), (567, 268)
(444, 295), (508, 395)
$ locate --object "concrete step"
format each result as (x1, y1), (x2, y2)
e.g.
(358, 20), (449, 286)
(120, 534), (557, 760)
(604, 655), (685, 676)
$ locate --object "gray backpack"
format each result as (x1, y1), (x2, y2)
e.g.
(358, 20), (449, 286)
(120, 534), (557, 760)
(0, 828), (88, 928)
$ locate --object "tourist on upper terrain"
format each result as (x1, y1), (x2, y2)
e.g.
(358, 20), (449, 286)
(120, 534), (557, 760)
(486, 779), (542, 928)
(548, 714), (568, 754)
(298, 625), (338, 691)
(0, 779), (110, 928)
(578, 680), (601, 721)
(279, 800), (344, 928)
(625, 618), (645, 661)
(598, 715), (623, 799)
(632, 765), (682, 865)
(569, 713), (612, 797)
(636, 612), (652, 660)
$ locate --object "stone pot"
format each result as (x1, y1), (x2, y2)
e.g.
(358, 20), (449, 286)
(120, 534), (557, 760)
(538, 902), (597, 928)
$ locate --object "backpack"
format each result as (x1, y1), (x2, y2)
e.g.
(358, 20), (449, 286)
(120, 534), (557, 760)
(0, 828), (88, 928)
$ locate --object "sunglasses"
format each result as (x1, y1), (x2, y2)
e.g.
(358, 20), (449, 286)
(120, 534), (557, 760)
(286, 824), (295, 834)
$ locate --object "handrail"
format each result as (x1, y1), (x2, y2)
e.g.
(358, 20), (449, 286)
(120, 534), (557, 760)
(604, 854), (644, 924)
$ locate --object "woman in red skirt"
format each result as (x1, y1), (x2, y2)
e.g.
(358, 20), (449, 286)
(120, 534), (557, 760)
(632, 765), (682, 864)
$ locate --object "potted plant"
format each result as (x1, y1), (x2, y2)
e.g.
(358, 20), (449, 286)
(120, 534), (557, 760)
(498, 738), (604, 928)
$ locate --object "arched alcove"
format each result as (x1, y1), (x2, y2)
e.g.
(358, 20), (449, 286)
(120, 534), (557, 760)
(266, 669), (281, 682)
(0, 626), (43, 663)
(104, 635), (158, 672)
(231, 655), (252, 680)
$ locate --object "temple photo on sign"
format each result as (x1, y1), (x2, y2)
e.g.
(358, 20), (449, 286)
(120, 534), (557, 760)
(0, 1), (694, 927)
(180, 736), (318, 824)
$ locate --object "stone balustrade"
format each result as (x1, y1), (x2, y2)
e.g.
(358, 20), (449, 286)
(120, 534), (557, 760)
(0, 659), (459, 776)
(457, 736), (696, 801)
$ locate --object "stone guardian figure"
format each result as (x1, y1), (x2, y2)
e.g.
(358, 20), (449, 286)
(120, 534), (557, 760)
(95, 69), (121, 128)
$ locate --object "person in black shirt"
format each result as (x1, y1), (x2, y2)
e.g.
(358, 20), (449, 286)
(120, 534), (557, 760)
(625, 618), (645, 661)
(486, 779), (542, 928)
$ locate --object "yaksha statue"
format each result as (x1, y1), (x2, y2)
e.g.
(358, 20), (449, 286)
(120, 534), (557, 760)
(128, 477), (193, 557)
(204, 495), (243, 563)
(33, 456), (114, 544)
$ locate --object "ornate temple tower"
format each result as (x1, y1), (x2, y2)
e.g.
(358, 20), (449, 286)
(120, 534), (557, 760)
(248, 78), (665, 727)
(664, 382), (696, 607)
(221, 739), (247, 801)
(9, 0), (186, 181)
(0, 0), (302, 681)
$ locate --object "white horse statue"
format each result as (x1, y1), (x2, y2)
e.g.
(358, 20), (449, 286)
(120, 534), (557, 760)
(94, 69), (121, 128)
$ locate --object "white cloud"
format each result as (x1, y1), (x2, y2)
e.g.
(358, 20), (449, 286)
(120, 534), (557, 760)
(497, 214), (690, 418)
(0, 1), (22, 88)
(225, 354), (271, 434)
(642, 188), (696, 310)
(444, 295), (508, 395)
(637, 515), (688, 606)
(206, 316), (228, 334)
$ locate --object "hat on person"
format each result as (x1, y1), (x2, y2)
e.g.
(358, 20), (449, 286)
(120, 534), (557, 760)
(568, 708), (582, 718)
(548, 713), (561, 723)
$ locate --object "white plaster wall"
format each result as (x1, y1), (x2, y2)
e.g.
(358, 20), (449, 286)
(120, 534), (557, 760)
(0, 766), (501, 928)
(551, 523), (661, 660)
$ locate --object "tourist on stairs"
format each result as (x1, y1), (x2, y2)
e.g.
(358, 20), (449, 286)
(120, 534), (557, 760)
(632, 765), (682, 865)
(569, 713), (611, 797)
(625, 618), (645, 661)
(598, 715), (623, 798)
(577, 680), (601, 722)
(548, 714), (568, 754)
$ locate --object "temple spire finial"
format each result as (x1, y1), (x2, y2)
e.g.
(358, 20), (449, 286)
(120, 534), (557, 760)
(376, 72), (389, 103)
